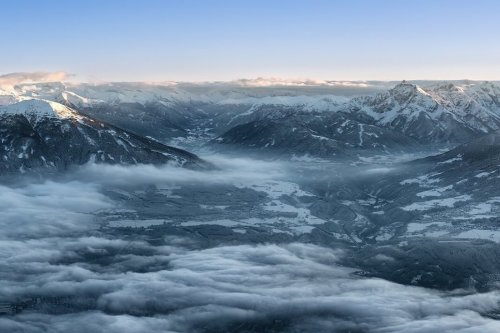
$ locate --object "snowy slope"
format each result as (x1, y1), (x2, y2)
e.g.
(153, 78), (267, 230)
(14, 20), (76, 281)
(347, 81), (500, 143)
(5, 79), (500, 150)
(0, 98), (207, 174)
(0, 99), (83, 120)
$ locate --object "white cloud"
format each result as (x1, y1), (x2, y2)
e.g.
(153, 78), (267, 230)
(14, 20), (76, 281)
(0, 72), (72, 90)
(229, 77), (374, 88)
(1, 242), (500, 332)
(0, 160), (499, 333)
(73, 155), (286, 186)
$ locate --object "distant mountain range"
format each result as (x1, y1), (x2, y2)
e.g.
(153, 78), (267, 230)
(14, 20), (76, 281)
(212, 81), (500, 157)
(2, 79), (500, 172)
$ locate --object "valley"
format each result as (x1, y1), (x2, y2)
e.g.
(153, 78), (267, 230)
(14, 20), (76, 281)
(2, 79), (500, 332)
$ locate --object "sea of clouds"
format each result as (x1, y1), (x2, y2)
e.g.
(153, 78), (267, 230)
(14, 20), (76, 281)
(1, 158), (500, 333)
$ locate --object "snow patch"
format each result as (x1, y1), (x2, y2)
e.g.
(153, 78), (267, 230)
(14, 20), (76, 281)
(401, 195), (471, 211)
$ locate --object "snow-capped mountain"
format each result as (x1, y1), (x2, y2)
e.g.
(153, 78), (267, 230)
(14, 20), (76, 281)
(0, 98), (206, 175)
(347, 81), (500, 144)
(1, 98), (82, 119)
(4, 79), (500, 159)
(211, 81), (500, 157)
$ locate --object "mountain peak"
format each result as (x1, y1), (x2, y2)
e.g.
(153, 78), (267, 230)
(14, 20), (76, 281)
(0, 99), (82, 121)
(391, 80), (419, 91)
(388, 81), (430, 102)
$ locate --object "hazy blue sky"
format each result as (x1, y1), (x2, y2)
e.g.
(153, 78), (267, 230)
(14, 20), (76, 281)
(2, 0), (499, 81)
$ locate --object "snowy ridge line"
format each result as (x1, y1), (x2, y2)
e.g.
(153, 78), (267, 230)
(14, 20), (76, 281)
(0, 98), (83, 120)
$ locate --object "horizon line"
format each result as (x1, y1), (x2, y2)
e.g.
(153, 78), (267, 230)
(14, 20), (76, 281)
(1, 72), (500, 88)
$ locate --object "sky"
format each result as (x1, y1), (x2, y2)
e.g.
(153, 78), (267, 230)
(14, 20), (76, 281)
(1, 0), (500, 82)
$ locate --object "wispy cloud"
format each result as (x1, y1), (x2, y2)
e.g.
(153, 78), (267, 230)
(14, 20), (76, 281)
(228, 77), (374, 88)
(0, 71), (72, 90)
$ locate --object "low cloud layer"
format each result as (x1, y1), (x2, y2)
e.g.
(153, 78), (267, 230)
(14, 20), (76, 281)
(1, 240), (500, 333)
(1, 159), (499, 333)
(0, 181), (111, 238)
(73, 155), (287, 186)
